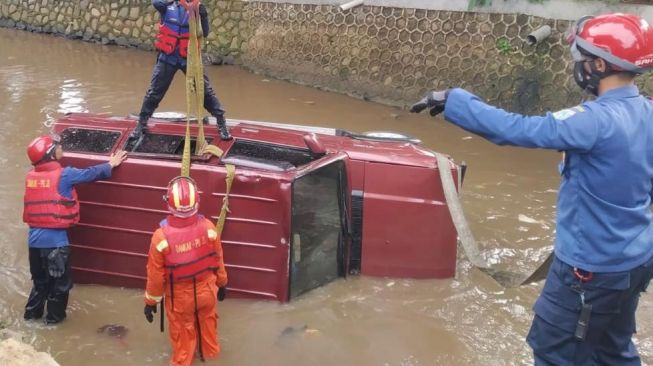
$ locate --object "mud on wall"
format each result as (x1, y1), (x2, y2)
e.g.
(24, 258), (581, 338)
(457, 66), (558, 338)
(2, 0), (653, 113)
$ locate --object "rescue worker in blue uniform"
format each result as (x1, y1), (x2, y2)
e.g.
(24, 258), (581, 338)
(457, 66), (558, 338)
(23, 135), (127, 324)
(131, 0), (231, 142)
(411, 13), (653, 365)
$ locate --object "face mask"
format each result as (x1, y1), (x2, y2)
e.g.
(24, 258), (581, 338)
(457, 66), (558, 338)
(573, 61), (600, 96)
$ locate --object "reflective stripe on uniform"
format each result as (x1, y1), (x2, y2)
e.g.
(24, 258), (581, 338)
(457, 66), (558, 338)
(156, 239), (169, 252)
(208, 229), (217, 240)
(145, 291), (163, 302)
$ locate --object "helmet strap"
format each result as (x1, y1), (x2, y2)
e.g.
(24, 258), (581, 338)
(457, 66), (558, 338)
(45, 143), (59, 161)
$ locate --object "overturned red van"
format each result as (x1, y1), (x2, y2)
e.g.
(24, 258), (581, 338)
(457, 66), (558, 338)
(52, 113), (462, 301)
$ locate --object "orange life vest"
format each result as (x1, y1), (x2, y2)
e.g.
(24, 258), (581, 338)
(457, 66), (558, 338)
(162, 215), (219, 282)
(23, 161), (80, 228)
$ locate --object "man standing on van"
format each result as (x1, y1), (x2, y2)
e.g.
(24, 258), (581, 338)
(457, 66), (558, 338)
(411, 13), (653, 365)
(143, 176), (228, 366)
(131, 0), (232, 142)
(23, 135), (127, 324)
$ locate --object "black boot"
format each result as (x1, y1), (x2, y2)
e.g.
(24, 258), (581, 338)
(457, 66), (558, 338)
(44, 292), (69, 325)
(25, 248), (48, 320)
(129, 119), (147, 141)
(215, 116), (232, 140)
(24, 286), (46, 320)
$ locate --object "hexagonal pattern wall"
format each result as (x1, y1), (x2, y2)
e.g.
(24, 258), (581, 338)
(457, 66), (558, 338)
(2, 0), (653, 113)
(241, 4), (592, 113)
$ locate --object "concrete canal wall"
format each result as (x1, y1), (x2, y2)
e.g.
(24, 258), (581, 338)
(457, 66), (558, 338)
(2, 0), (653, 113)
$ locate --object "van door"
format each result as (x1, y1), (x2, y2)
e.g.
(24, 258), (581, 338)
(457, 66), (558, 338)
(289, 152), (350, 299)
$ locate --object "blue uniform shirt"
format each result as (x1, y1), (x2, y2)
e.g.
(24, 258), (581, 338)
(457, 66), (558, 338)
(28, 163), (112, 248)
(444, 86), (653, 272)
(153, 0), (210, 67)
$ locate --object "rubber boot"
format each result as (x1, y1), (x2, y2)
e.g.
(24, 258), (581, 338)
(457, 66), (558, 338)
(44, 292), (69, 325)
(215, 115), (232, 140)
(24, 286), (46, 320)
(24, 248), (48, 320)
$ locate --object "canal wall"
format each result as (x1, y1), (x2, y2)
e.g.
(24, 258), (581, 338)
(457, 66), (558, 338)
(2, 0), (653, 113)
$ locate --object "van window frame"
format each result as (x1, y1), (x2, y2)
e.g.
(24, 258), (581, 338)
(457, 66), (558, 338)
(123, 132), (215, 163)
(221, 138), (317, 171)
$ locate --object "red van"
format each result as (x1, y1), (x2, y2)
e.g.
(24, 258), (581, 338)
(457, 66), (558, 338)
(53, 113), (462, 301)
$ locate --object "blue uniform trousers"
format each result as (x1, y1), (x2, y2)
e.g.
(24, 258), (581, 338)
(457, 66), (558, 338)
(527, 255), (653, 365)
(139, 57), (225, 122)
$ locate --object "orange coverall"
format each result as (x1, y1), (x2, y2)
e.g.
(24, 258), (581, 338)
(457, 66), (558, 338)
(144, 217), (228, 366)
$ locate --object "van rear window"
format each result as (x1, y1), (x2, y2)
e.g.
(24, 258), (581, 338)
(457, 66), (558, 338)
(60, 128), (120, 154)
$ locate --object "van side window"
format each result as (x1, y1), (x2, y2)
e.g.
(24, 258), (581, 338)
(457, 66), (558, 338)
(60, 128), (120, 154)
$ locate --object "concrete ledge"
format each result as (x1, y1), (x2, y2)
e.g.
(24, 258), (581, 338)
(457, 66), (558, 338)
(255, 0), (653, 21)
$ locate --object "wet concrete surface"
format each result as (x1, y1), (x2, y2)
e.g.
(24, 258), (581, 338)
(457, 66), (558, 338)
(1, 28), (652, 365)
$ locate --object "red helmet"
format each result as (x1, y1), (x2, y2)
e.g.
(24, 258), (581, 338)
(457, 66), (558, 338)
(568, 13), (653, 74)
(165, 176), (200, 217)
(26, 135), (58, 165)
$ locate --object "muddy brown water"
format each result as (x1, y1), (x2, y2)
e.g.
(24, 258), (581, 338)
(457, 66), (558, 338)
(1, 28), (652, 366)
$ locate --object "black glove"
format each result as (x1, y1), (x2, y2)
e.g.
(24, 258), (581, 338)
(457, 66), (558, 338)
(144, 304), (157, 323)
(218, 287), (227, 302)
(47, 247), (69, 278)
(409, 89), (451, 116)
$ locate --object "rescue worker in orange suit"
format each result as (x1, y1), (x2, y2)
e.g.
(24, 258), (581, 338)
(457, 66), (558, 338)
(411, 13), (653, 365)
(130, 0), (232, 142)
(143, 176), (228, 366)
(23, 135), (127, 324)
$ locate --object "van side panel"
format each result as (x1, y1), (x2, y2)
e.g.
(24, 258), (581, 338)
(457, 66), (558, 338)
(360, 162), (457, 278)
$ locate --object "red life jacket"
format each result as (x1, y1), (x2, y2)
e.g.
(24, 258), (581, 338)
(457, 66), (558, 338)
(23, 161), (80, 228)
(155, 24), (190, 58)
(162, 215), (219, 282)
(154, 2), (192, 58)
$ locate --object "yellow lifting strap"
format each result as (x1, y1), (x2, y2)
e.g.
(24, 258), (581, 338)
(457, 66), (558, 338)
(216, 164), (236, 237)
(180, 0), (207, 177)
(178, 0), (234, 238)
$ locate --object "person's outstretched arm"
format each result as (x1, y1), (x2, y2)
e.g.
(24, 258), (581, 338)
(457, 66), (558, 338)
(411, 88), (600, 152)
(443, 88), (600, 152)
(59, 150), (127, 197)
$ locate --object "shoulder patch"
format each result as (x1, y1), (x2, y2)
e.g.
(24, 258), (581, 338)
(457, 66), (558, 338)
(552, 108), (577, 120)
(156, 240), (169, 252)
